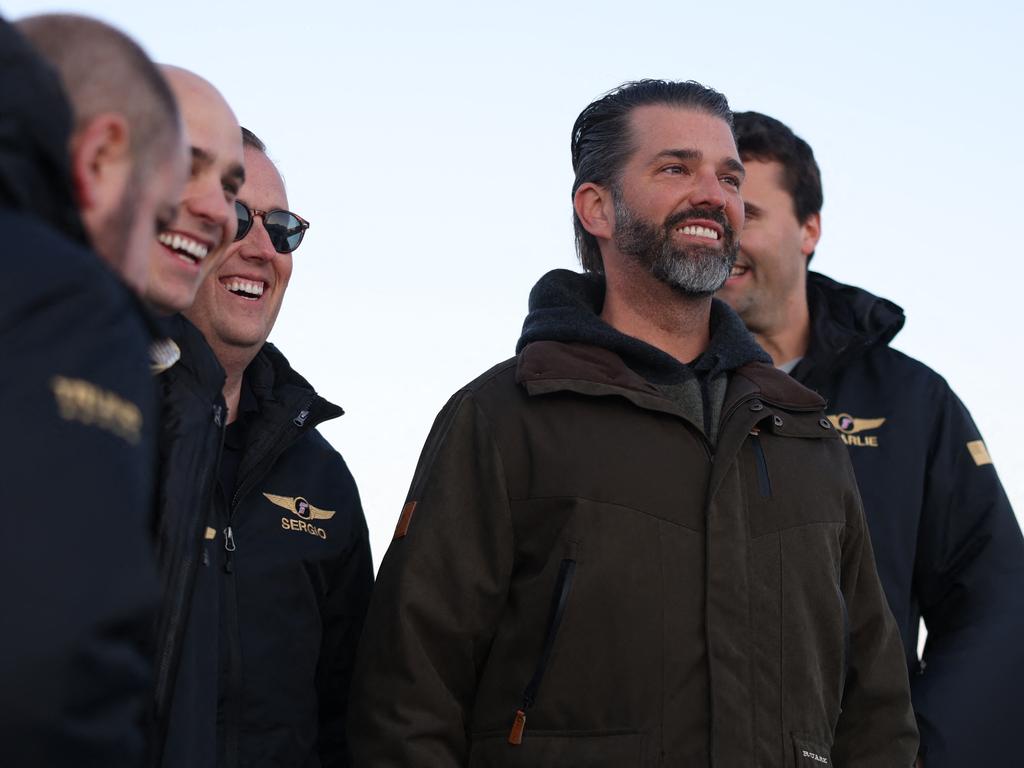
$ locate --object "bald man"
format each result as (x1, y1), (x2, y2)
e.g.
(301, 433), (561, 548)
(3, 14), (187, 768)
(144, 67), (245, 768)
(147, 66), (245, 314)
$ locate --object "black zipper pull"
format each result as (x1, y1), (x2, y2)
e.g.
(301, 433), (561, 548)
(213, 404), (223, 427)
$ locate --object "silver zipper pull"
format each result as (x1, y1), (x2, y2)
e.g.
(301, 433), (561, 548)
(223, 525), (236, 552)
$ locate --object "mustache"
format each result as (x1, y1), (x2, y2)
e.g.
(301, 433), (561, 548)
(664, 207), (734, 239)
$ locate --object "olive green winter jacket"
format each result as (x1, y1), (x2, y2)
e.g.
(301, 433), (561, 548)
(349, 276), (917, 768)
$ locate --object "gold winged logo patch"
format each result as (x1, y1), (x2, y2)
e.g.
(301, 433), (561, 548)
(263, 493), (336, 521)
(826, 413), (887, 447)
(827, 414), (886, 435)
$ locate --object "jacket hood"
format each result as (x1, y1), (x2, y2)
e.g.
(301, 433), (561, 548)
(802, 271), (904, 377)
(0, 18), (87, 244)
(517, 268), (770, 383)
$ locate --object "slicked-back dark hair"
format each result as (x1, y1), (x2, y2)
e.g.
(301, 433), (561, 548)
(733, 111), (822, 227)
(571, 79), (733, 273)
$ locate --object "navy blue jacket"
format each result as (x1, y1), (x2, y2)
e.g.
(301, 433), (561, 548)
(151, 316), (226, 768)
(213, 344), (373, 768)
(792, 272), (1024, 766)
(0, 16), (160, 767)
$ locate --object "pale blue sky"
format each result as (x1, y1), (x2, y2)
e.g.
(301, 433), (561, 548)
(9, 0), (1022, 565)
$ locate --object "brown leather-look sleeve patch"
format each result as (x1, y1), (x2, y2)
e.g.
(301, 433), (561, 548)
(394, 501), (417, 540)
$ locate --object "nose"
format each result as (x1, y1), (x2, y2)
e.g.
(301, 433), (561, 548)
(186, 181), (233, 234)
(691, 167), (727, 210)
(240, 216), (278, 262)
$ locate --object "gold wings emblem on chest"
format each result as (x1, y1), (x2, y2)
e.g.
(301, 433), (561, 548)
(826, 414), (887, 435)
(263, 493), (336, 521)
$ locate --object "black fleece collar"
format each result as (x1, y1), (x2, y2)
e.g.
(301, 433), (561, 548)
(517, 268), (770, 384)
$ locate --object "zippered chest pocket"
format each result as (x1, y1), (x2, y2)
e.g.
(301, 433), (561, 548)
(744, 416), (848, 539)
(476, 497), (675, 753)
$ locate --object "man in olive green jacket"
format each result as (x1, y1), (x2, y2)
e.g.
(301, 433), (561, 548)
(349, 80), (917, 767)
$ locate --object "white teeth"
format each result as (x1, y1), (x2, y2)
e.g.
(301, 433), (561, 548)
(157, 232), (208, 261)
(184, 240), (208, 259)
(678, 224), (720, 240)
(223, 278), (265, 299)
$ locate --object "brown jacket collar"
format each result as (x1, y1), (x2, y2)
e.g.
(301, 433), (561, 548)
(517, 340), (824, 414)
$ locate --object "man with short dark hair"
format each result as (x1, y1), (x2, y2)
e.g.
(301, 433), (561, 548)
(182, 128), (372, 767)
(350, 80), (917, 767)
(17, 13), (188, 295)
(1, 14), (187, 767)
(717, 110), (1024, 768)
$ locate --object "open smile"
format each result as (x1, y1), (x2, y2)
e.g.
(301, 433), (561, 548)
(220, 276), (267, 301)
(671, 215), (726, 245)
(158, 230), (212, 267)
(676, 224), (720, 241)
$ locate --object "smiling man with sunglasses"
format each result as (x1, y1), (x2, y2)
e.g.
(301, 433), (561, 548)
(183, 128), (373, 768)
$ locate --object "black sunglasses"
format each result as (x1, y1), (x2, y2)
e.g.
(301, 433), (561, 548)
(234, 200), (310, 253)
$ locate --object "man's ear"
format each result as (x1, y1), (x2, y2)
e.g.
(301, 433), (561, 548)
(800, 212), (822, 257)
(573, 181), (615, 241)
(69, 113), (132, 212)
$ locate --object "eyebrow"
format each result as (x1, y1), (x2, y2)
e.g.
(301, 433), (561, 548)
(654, 148), (701, 163)
(224, 163), (245, 187)
(652, 148), (746, 179)
(191, 146), (213, 171)
(744, 202), (763, 218)
(191, 147), (246, 186)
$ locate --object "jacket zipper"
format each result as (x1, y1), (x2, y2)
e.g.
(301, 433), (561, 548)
(220, 398), (316, 768)
(507, 558), (577, 745)
(155, 403), (226, 688)
(750, 432), (772, 498)
(222, 516), (242, 768)
(151, 401), (225, 768)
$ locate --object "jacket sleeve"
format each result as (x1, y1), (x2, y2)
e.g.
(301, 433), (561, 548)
(317, 458), (374, 768)
(910, 385), (1024, 766)
(0, 271), (159, 768)
(832, 461), (920, 766)
(347, 390), (514, 767)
